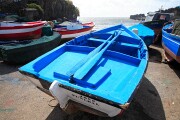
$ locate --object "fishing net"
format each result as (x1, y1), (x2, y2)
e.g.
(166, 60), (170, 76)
(172, 19), (180, 36)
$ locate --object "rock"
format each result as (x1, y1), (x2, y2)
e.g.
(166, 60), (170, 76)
(130, 14), (145, 20)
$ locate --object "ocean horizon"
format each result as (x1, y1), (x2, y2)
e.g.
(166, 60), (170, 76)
(79, 17), (140, 30)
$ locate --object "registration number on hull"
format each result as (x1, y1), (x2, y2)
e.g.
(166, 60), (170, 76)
(71, 93), (99, 106)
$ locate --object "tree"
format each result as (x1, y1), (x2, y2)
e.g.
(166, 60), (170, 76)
(27, 3), (44, 15)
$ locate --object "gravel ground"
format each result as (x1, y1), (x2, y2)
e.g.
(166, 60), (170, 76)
(0, 44), (180, 120)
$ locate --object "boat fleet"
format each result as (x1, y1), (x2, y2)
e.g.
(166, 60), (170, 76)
(1, 13), (180, 117)
(0, 20), (94, 63)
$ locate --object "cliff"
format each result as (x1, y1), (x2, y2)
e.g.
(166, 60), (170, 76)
(160, 6), (180, 19)
(130, 14), (145, 20)
(0, 0), (79, 20)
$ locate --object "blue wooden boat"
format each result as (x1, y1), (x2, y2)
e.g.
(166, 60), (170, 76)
(19, 24), (148, 117)
(129, 24), (155, 47)
(162, 20), (180, 63)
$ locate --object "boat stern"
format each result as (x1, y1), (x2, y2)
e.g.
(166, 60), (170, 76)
(49, 80), (123, 117)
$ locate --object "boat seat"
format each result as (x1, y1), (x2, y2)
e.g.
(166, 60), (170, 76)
(87, 38), (105, 42)
(88, 38), (140, 50)
(120, 42), (140, 49)
(54, 66), (111, 88)
(91, 33), (113, 39)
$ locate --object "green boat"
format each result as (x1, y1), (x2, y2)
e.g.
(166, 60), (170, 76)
(0, 32), (61, 64)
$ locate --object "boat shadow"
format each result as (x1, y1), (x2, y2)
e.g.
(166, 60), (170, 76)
(0, 61), (21, 75)
(168, 61), (180, 79)
(148, 44), (163, 63)
(46, 77), (165, 120)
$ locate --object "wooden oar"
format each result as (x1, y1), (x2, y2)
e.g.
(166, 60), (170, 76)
(66, 34), (114, 77)
(73, 30), (122, 80)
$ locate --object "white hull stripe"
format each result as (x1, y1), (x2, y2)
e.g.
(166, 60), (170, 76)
(0, 25), (43, 34)
(62, 29), (92, 39)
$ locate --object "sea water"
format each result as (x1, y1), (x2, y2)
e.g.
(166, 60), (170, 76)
(79, 17), (140, 30)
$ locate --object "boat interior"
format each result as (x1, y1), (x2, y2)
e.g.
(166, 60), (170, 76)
(20, 25), (148, 104)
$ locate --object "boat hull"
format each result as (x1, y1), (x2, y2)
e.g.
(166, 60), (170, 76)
(162, 23), (180, 63)
(162, 31), (180, 63)
(0, 28), (42, 40)
(0, 21), (45, 40)
(19, 24), (148, 116)
(54, 22), (94, 39)
(142, 20), (166, 30)
(60, 27), (93, 39)
(129, 24), (154, 47)
(0, 32), (61, 64)
(162, 43), (180, 63)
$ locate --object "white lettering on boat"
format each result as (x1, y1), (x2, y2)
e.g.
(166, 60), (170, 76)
(71, 94), (99, 106)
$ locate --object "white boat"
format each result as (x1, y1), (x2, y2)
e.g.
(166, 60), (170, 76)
(53, 22), (95, 39)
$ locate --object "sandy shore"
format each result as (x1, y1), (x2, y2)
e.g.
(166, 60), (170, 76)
(0, 44), (180, 120)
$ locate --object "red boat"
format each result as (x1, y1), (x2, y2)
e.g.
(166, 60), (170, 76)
(53, 22), (95, 39)
(0, 21), (46, 40)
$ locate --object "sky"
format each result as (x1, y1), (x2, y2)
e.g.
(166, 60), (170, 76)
(72, 0), (180, 17)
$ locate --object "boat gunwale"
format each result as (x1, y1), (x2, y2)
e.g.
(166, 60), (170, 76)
(0, 21), (46, 26)
(162, 29), (180, 44)
(162, 32), (180, 45)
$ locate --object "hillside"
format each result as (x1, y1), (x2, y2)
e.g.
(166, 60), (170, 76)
(0, 0), (79, 20)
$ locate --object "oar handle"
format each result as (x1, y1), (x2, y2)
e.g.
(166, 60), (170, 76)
(73, 30), (121, 80)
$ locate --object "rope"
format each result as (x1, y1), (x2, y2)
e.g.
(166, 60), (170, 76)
(48, 98), (57, 107)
